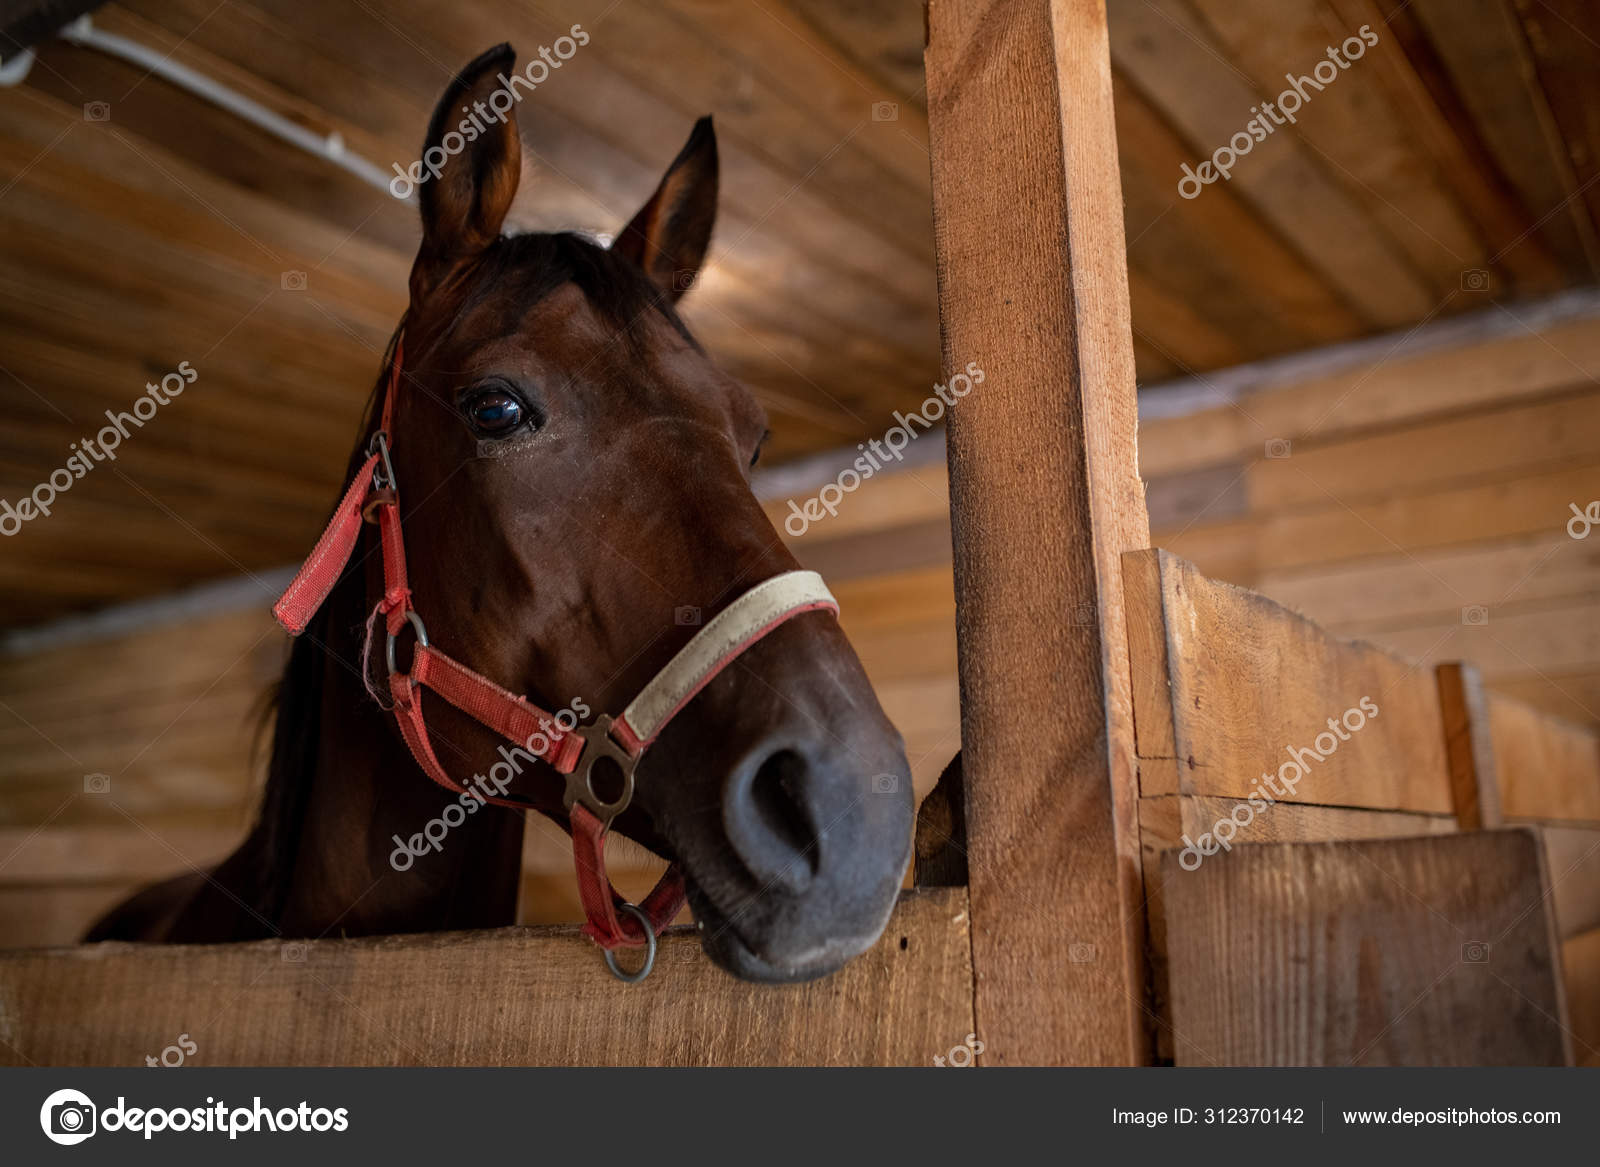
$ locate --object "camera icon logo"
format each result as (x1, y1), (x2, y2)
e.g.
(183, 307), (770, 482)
(40, 1088), (97, 1145)
(281, 941), (309, 962)
(1068, 941), (1097, 963)
(672, 269), (697, 292)
(1265, 438), (1292, 459)
(281, 270), (308, 291)
(871, 101), (898, 122)
(1461, 269), (1492, 292)
(675, 606), (701, 626)
(83, 101), (110, 122)
(1462, 940), (1491, 963)
(871, 773), (899, 795)
(84, 772), (110, 794)
(1461, 604), (1490, 627)
(933, 1032), (984, 1067)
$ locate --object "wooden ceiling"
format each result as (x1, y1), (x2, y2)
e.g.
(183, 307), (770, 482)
(2, 0), (1598, 627)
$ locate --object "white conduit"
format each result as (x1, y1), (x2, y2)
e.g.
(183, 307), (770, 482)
(2, 16), (408, 202)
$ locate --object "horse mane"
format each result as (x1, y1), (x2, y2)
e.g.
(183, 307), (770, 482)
(242, 231), (693, 924)
(243, 324), (403, 925)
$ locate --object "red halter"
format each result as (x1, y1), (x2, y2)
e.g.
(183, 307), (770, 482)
(272, 336), (839, 979)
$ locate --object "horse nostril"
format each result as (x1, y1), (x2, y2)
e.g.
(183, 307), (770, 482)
(725, 748), (820, 896)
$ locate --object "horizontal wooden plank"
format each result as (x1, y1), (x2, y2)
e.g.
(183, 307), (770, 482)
(833, 565), (955, 631)
(1123, 549), (1454, 813)
(1346, 598), (1600, 690)
(1141, 794), (1457, 854)
(1248, 389), (1600, 511)
(790, 516), (952, 584)
(1490, 695), (1600, 824)
(849, 620), (958, 684)
(1489, 670), (1600, 727)
(1139, 315), (1600, 478)
(0, 826), (234, 884)
(0, 885), (138, 951)
(1164, 461), (1600, 580)
(0, 887), (972, 1066)
(1259, 533), (1600, 629)
(764, 460), (952, 545)
(1164, 832), (1571, 1065)
(0, 823), (676, 947)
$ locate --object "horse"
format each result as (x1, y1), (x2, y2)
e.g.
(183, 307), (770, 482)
(86, 44), (914, 983)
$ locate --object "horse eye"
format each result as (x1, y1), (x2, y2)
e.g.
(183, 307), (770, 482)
(467, 390), (525, 436)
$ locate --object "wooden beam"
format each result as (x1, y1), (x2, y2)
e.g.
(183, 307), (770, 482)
(0, 888), (971, 1066)
(1437, 662), (1505, 830)
(1123, 549), (1455, 814)
(925, 0), (1151, 1065)
(1490, 694), (1600, 824)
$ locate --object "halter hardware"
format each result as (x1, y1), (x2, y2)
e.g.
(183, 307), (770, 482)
(565, 714), (638, 824)
(384, 609), (429, 678)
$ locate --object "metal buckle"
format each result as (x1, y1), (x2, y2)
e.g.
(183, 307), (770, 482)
(385, 609), (429, 677)
(563, 714), (638, 824)
(369, 430), (396, 491)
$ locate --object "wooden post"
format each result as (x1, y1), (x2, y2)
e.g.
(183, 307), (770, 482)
(925, 0), (1152, 1064)
(1437, 662), (1505, 830)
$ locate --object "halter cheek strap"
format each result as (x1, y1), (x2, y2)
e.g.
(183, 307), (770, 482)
(271, 336), (840, 974)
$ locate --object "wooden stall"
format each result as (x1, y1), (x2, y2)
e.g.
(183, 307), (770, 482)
(2, 0), (1599, 1067)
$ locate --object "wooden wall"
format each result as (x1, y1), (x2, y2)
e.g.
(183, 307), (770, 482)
(780, 304), (1600, 733)
(0, 568), (944, 947)
(1, 305), (1596, 949)
(7, 0), (1600, 628)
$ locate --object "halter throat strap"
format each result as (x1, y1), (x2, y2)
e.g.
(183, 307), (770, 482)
(270, 336), (839, 963)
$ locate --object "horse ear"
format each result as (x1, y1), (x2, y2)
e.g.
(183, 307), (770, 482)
(612, 116), (718, 300)
(410, 44), (522, 304)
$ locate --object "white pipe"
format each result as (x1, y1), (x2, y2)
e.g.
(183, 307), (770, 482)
(56, 15), (409, 201)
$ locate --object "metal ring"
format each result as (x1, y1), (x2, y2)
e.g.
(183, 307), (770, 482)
(369, 430), (396, 490)
(384, 609), (429, 676)
(602, 903), (657, 983)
